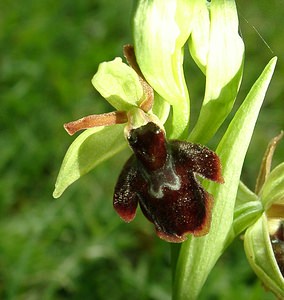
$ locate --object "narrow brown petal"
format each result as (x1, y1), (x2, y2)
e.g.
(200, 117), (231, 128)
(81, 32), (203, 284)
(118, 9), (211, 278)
(123, 44), (145, 79)
(64, 111), (127, 135)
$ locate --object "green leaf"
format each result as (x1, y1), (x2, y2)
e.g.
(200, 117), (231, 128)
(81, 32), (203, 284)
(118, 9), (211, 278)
(92, 58), (144, 111)
(189, 0), (244, 144)
(260, 162), (284, 209)
(53, 124), (126, 198)
(173, 57), (277, 300)
(133, 0), (195, 138)
(244, 214), (284, 299)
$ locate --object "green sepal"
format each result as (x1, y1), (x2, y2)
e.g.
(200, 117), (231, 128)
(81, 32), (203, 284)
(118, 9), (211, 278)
(53, 124), (126, 198)
(244, 214), (284, 299)
(133, 0), (194, 138)
(189, 0), (244, 144)
(92, 58), (144, 111)
(173, 57), (277, 300)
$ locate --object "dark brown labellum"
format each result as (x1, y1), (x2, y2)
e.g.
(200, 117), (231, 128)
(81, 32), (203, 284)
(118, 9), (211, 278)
(113, 122), (224, 243)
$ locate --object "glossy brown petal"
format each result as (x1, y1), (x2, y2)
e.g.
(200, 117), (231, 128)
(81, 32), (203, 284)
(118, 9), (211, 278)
(113, 122), (224, 242)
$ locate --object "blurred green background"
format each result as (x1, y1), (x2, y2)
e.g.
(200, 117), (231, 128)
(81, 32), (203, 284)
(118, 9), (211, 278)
(0, 1), (283, 299)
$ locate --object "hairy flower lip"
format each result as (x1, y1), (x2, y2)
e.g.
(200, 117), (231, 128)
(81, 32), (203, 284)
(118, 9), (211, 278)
(113, 122), (224, 243)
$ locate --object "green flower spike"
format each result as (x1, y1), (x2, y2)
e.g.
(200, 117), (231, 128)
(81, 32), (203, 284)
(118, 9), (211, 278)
(244, 132), (284, 299)
(53, 45), (168, 198)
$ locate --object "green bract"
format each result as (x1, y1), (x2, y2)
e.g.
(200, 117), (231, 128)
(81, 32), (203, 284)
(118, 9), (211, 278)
(92, 57), (144, 111)
(173, 57), (277, 300)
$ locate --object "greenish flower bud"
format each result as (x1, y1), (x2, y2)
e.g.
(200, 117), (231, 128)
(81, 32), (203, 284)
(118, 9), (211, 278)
(244, 158), (284, 299)
(244, 131), (284, 298)
(244, 213), (284, 299)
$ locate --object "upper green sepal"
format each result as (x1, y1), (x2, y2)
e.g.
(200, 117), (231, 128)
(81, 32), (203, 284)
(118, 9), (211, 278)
(92, 57), (144, 111)
(133, 0), (193, 138)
